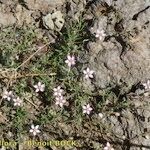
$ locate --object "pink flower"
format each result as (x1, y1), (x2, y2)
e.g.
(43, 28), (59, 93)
(2, 90), (13, 101)
(82, 104), (93, 115)
(83, 68), (94, 79)
(29, 125), (40, 136)
(65, 55), (76, 67)
(53, 86), (63, 97)
(104, 142), (114, 150)
(33, 82), (45, 92)
(95, 29), (106, 40)
(55, 96), (66, 107)
(13, 97), (23, 106)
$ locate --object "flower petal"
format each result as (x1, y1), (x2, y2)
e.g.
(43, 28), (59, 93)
(38, 82), (42, 86)
(89, 74), (94, 78)
(31, 125), (35, 129)
(67, 55), (71, 60)
(83, 70), (87, 74)
(36, 89), (39, 92)
(33, 131), (37, 136)
(83, 110), (87, 114)
(34, 85), (38, 89)
(104, 147), (108, 150)
(106, 142), (111, 147)
(29, 129), (33, 133)
(36, 130), (40, 133)
(82, 105), (87, 109)
(35, 125), (39, 129)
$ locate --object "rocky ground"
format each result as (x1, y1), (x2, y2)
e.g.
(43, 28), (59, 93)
(0, 0), (150, 150)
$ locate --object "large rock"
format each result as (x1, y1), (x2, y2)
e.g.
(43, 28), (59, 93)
(98, 95), (150, 150)
(0, 13), (16, 27)
(84, 1), (150, 149)
(0, 3), (16, 27)
(86, 0), (150, 90)
(24, 0), (65, 13)
(43, 11), (64, 31)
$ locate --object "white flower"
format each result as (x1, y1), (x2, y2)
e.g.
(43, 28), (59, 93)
(82, 104), (93, 115)
(104, 142), (114, 150)
(83, 68), (94, 79)
(53, 86), (63, 97)
(13, 97), (23, 106)
(143, 80), (150, 90)
(115, 112), (120, 117)
(34, 82), (45, 92)
(65, 55), (76, 67)
(2, 90), (13, 101)
(95, 29), (106, 40)
(29, 125), (40, 136)
(55, 96), (66, 107)
(98, 113), (103, 118)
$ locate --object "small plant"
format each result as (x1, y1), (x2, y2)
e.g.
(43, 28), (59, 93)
(0, 18), (127, 149)
(12, 107), (27, 136)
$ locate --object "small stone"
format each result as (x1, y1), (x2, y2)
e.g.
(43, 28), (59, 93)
(43, 13), (54, 30)
(51, 11), (64, 31)
(43, 11), (64, 31)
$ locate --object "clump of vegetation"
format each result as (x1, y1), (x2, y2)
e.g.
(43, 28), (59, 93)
(0, 19), (130, 149)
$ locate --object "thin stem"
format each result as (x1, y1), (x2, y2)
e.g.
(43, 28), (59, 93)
(16, 42), (51, 70)
(24, 98), (39, 111)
